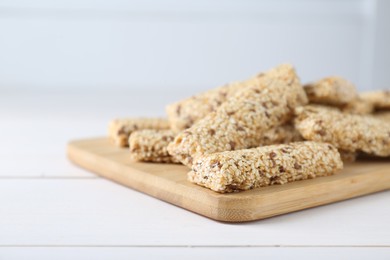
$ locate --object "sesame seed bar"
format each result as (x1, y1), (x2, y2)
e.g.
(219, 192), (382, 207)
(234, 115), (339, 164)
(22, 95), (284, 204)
(129, 130), (179, 163)
(188, 141), (343, 193)
(108, 118), (170, 147)
(166, 75), (263, 132)
(360, 90), (390, 110)
(304, 77), (358, 106)
(341, 97), (374, 115)
(294, 105), (390, 156)
(168, 64), (308, 167)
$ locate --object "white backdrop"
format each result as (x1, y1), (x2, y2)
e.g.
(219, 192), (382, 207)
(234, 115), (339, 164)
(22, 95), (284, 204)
(0, 0), (389, 95)
(0, 4), (390, 257)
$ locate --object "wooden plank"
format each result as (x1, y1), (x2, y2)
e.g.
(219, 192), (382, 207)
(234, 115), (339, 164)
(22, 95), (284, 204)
(0, 155), (96, 178)
(0, 179), (389, 246)
(1, 247), (389, 260)
(67, 137), (390, 222)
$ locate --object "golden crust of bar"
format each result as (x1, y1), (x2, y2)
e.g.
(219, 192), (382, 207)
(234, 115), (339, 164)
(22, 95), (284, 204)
(341, 96), (374, 115)
(360, 90), (390, 109)
(108, 118), (170, 147)
(168, 64), (308, 167)
(129, 129), (179, 163)
(304, 77), (358, 106)
(294, 105), (390, 156)
(188, 141), (343, 193)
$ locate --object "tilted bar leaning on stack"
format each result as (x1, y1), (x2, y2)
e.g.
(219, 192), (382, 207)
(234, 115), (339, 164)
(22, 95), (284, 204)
(168, 64), (308, 167)
(108, 118), (170, 147)
(304, 76), (358, 106)
(188, 141), (343, 193)
(129, 130), (179, 163)
(166, 74), (263, 132)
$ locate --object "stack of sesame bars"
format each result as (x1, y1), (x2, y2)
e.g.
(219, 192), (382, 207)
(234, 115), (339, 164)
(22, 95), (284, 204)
(108, 64), (390, 193)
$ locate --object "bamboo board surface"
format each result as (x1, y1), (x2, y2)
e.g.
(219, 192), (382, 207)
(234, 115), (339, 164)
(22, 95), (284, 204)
(67, 137), (390, 222)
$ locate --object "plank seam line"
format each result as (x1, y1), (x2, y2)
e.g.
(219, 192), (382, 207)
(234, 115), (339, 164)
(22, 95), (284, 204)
(0, 7), (363, 23)
(0, 245), (388, 248)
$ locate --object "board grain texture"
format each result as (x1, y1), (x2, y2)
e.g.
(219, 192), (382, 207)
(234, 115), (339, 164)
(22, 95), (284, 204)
(67, 138), (390, 222)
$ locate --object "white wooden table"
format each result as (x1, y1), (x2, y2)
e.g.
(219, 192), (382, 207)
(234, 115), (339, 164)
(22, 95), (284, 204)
(1, 92), (389, 259)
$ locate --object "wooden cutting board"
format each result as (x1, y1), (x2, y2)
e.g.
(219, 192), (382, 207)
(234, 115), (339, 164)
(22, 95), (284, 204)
(67, 137), (390, 222)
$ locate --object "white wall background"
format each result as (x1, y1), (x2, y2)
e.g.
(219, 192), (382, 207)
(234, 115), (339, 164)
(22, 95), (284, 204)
(0, 0), (389, 95)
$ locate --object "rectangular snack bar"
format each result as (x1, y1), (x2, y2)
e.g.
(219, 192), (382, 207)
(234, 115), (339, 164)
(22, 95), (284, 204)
(166, 75), (263, 132)
(294, 105), (390, 156)
(304, 76), (358, 106)
(188, 141), (343, 193)
(341, 97), (374, 115)
(360, 90), (390, 110)
(108, 118), (170, 147)
(168, 64), (308, 167)
(129, 130), (179, 163)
